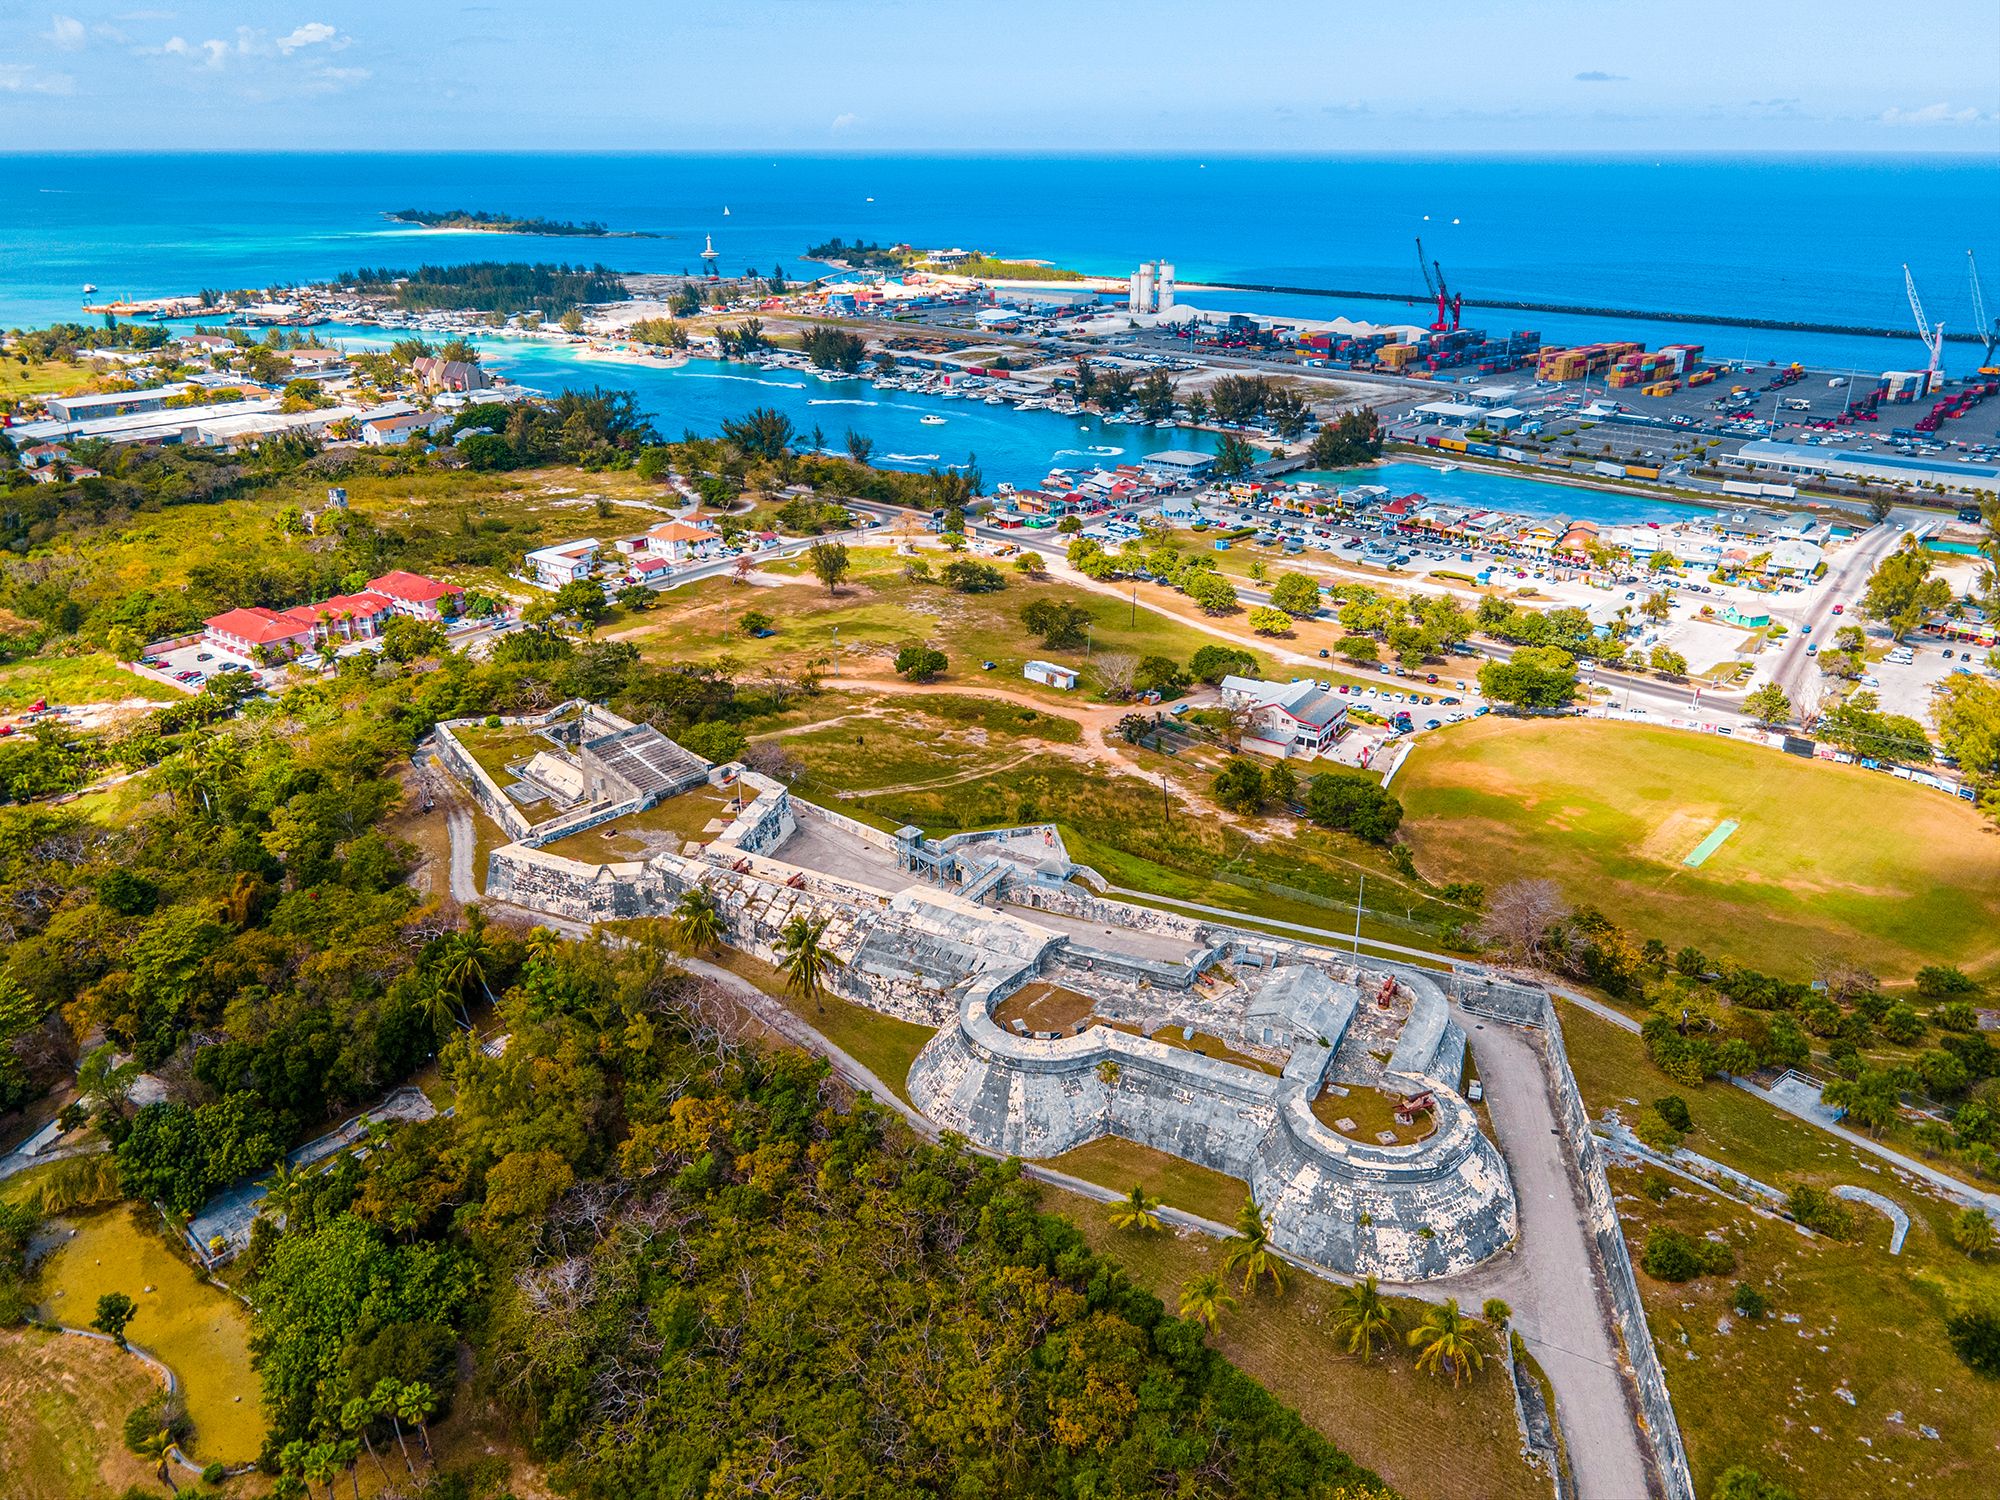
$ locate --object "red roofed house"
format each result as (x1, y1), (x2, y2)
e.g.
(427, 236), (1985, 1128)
(290, 591), (396, 641)
(203, 607), (320, 657)
(642, 520), (724, 565)
(366, 571), (465, 621)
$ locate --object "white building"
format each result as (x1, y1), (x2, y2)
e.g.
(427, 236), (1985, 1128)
(525, 539), (601, 587)
(1129, 263), (1155, 314)
(1024, 660), (1079, 690)
(1219, 675), (1350, 759)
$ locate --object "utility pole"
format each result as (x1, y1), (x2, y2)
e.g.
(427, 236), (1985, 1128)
(1352, 874), (1365, 956)
(1160, 770), (1171, 824)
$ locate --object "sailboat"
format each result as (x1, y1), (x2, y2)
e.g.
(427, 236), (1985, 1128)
(722, 206), (731, 216)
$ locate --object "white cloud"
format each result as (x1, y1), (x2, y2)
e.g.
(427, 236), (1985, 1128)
(1879, 102), (1985, 126)
(159, 34), (229, 68)
(830, 111), (858, 131)
(276, 22), (337, 54)
(42, 14), (87, 49)
(0, 63), (76, 94)
(1574, 71), (1627, 83)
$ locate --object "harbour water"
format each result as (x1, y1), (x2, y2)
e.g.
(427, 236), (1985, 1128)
(7, 151), (1995, 370)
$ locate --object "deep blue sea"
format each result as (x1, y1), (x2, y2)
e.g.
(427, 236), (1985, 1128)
(4, 152), (1994, 501)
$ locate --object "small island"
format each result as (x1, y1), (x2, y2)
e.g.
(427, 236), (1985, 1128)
(386, 207), (656, 238)
(806, 236), (1081, 281)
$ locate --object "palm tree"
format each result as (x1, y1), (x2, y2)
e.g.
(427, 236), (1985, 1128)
(397, 1380), (438, 1464)
(259, 1158), (308, 1226)
(1481, 1297), (1513, 1328)
(778, 914), (838, 1013)
(334, 1437), (362, 1500)
(1409, 1297), (1485, 1387)
(1332, 1275), (1397, 1362)
(1221, 1198), (1286, 1296)
(1179, 1273), (1236, 1333)
(666, 883), (727, 957)
(1952, 1207), (1997, 1259)
(372, 1378), (416, 1479)
(304, 1441), (341, 1500)
(434, 919), (495, 1026)
(524, 925), (563, 965)
(340, 1395), (392, 1485)
(1108, 1185), (1163, 1233)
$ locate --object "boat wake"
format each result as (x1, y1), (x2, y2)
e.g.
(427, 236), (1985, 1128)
(686, 373), (808, 389)
(1051, 445), (1126, 460)
(879, 452), (941, 463)
(806, 398), (879, 406)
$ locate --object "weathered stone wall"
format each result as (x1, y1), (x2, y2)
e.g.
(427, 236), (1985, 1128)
(523, 796), (645, 850)
(792, 795), (903, 853)
(707, 773), (794, 857)
(1003, 879), (1212, 944)
(434, 722), (533, 842)
(1540, 996), (1693, 1500)
(483, 845), (660, 923)
(910, 969), (1518, 1282)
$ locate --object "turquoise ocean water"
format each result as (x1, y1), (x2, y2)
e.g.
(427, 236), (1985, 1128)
(5, 152), (1993, 505)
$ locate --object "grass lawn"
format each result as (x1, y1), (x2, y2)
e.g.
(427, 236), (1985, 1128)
(763, 696), (1068, 798)
(1039, 1137), (1249, 1225)
(0, 652), (176, 711)
(0, 1326), (183, 1500)
(1555, 1001), (2000, 1496)
(0, 357), (96, 401)
(535, 783), (738, 862)
(703, 947), (937, 1104)
(1612, 1165), (2000, 1499)
(451, 721), (559, 785)
(623, 550), (1287, 703)
(1061, 1197), (1544, 1500)
(1398, 717), (2000, 983)
(37, 1205), (264, 1466)
(1312, 1085), (1438, 1146)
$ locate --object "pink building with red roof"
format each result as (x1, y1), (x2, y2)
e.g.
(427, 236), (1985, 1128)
(366, 571), (465, 620)
(202, 572), (461, 658)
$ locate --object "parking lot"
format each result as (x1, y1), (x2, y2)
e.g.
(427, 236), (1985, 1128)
(146, 639), (261, 690)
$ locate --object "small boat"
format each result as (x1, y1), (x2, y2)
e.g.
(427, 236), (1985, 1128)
(82, 282), (97, 294)
(920, 414), (947, 426)
(723, 206), (731, 216)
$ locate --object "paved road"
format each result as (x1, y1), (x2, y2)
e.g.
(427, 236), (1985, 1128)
(1443, 1006), (1654, 1500)
(1769, 514), (1908, 700)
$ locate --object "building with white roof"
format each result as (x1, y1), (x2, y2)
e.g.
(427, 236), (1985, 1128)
(1219, 675), (1350, 759)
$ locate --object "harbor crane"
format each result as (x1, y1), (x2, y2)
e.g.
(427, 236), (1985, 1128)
(1970, 250), (1998, 365)
(1904, 263), (1946, 380)
(1416, 237), (1462, 334)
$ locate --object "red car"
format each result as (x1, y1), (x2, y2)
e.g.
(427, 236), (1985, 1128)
(1832, 603), (1845, 614)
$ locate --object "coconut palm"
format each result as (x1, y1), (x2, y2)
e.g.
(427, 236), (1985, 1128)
(259, 1159), (307, 1225)
(524, 925), (563, 965)
(340, 1395), (392, 1485)
(1179, 1273), (1236, 1333)
(1409, 1297), (1485, 1387)
(1482, 1297), (1513, 1328)
(1331, 1274), (1397, 1361)
(778, 914), (838, 1013)
(334, 1437), (362, 1500)
(304, 1441), (341, 1500)
(1952, 1207), (1997, 1259)
(372, 1378), (416, 1479)
(397, 1380), (438, 1463)
(1221, 1198), (1286, 1295)
(433, 918), (495, 1026)
(666, 883), (727, 957)
(1107, 1185), (1163, 1233)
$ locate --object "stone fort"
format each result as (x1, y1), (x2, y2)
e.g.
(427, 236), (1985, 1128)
(434, 706), (1518, 1283)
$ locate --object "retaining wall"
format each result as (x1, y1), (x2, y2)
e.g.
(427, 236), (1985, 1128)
(911, 967), (1516, 1282)
(1539, 997), (1694, 1500)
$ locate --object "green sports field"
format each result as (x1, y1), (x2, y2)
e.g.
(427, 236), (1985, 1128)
(1398, 719), (2000, 982)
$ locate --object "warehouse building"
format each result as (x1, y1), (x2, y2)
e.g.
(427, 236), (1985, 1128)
(1731, 440), (2000, 495)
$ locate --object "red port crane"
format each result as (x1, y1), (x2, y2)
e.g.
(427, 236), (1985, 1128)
(1416, 237), (1462, 333)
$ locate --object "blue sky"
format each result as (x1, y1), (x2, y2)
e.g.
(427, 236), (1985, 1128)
(1, 1), (1996, 152)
